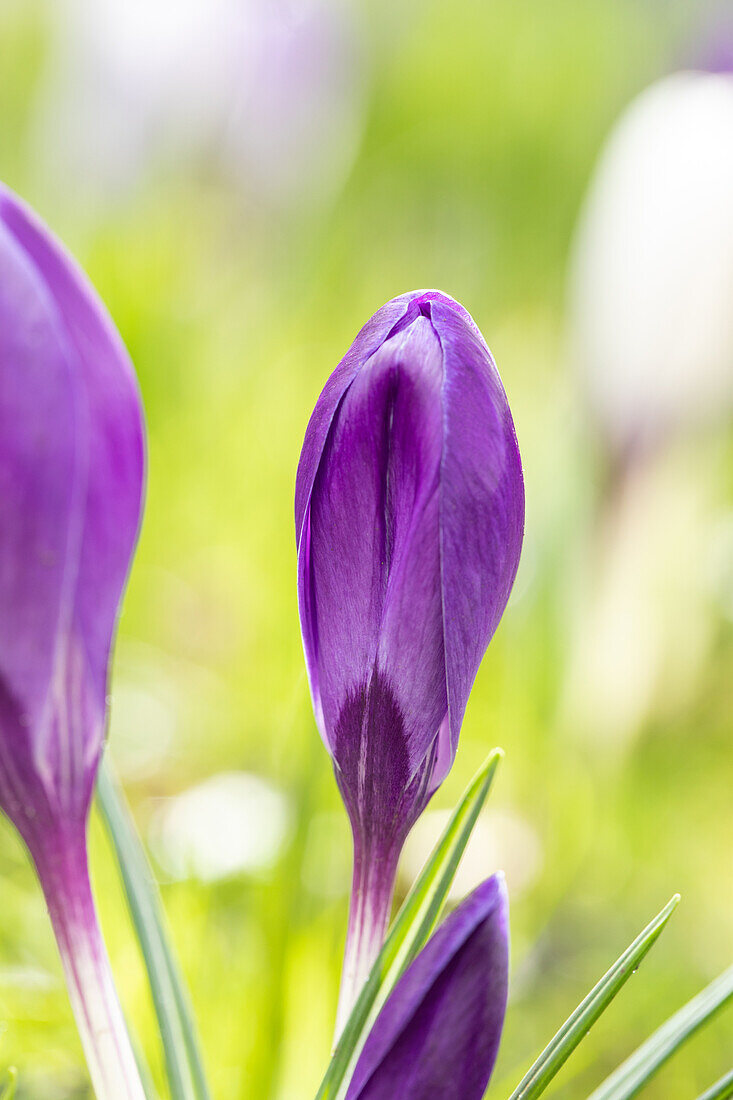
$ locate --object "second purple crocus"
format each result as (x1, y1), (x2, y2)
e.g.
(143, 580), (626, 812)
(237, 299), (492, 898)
(347, 873), (509, 1100)
(0, 183), (145, 1097)
(295, 290), (524, 1027)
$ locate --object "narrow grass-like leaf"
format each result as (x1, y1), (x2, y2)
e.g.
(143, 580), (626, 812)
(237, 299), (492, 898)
(0, 1068), (17, 1100)
(506, 894), (680, 1100)
(315, 748), (503, 1100)
(696, 1068), (733, 1100)
(97, 760), (211, 1100)
(588, 964), (733, 1100)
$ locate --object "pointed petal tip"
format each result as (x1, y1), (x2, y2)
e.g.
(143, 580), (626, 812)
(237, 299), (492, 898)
(473, 869), (509, 923)
(346, 874), (509, 1100)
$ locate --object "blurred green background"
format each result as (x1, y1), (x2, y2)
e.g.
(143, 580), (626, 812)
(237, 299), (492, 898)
(0, 0), (731, 1096)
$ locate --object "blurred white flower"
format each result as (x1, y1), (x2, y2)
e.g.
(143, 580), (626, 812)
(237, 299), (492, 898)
(565, 61), (733, 748)
(399, 808), (542, 903)
(34, 0), (239, 200)
(33, 0), (365, 209)
(149, 772), (292, 882)
(569, 70), (733, 454)
(224, 0), (366, 208)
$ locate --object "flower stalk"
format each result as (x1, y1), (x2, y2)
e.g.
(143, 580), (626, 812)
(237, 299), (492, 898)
(33, 829), (145, 1100)
(336, 834), (401, 1037)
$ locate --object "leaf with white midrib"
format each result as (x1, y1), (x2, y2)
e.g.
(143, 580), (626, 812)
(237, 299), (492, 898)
(505, 894), (680, 1100)
(695, 1067), (733, 1100)
(97, 760), (211, 1100)
(588, 964), (733, 1100)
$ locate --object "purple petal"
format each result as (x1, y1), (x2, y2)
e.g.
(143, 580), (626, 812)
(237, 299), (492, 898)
(295, 292), (421, 544)
(0, 217), (78, 735)
(0, 184), (144, 843)
(296, 290), (524, 804)
(309, 317), (445, 765)
(346, 873), (509, 1100)
(435, 298), (524, 764)
(296, 292), (419, 735)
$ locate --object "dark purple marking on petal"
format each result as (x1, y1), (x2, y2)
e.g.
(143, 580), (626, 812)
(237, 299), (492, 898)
(333, 670), (436, 850)
(333, 668), (441, 1028)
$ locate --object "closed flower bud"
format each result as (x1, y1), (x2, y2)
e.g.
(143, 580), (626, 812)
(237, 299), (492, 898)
(295, 290), (524, 1026)
(0, 183), (145, 1098)
(346, 874), (509, 1100)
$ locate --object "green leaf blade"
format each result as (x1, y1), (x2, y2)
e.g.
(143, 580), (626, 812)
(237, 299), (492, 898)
(316, 748), (503, 1100)
(696, 1068), (733, 1100)
(588, 964), (733, 1100)
(97, 760), (211, 1100)
(506, 894), (680, 1100)
(0, 1068), (18, 1100)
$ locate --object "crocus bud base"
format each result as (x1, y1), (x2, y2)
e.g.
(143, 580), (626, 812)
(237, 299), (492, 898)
(31, 828), (146, 1100)
(335, 832), (402, 1040)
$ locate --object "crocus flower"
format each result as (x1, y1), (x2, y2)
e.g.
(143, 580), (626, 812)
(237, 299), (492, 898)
(564, 46), (733, 748)
(0, 184), (145, 1098)
(569, 67), (733, 460)
(346, 873), (509, 1100)
(295, 290), (524, 1027)
(36, 0), (364, 211)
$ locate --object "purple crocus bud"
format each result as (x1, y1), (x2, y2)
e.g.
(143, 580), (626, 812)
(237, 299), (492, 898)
(295, 290), (524, 1027)
(0, 183), (145, 1098)
(346, 873), (509, 1100)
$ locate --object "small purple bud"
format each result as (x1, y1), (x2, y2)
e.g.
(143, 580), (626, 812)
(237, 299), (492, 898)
(295, 291), (524, 1025)
(0, 183), (145, 1098)
(346, 874), (509, 1100)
